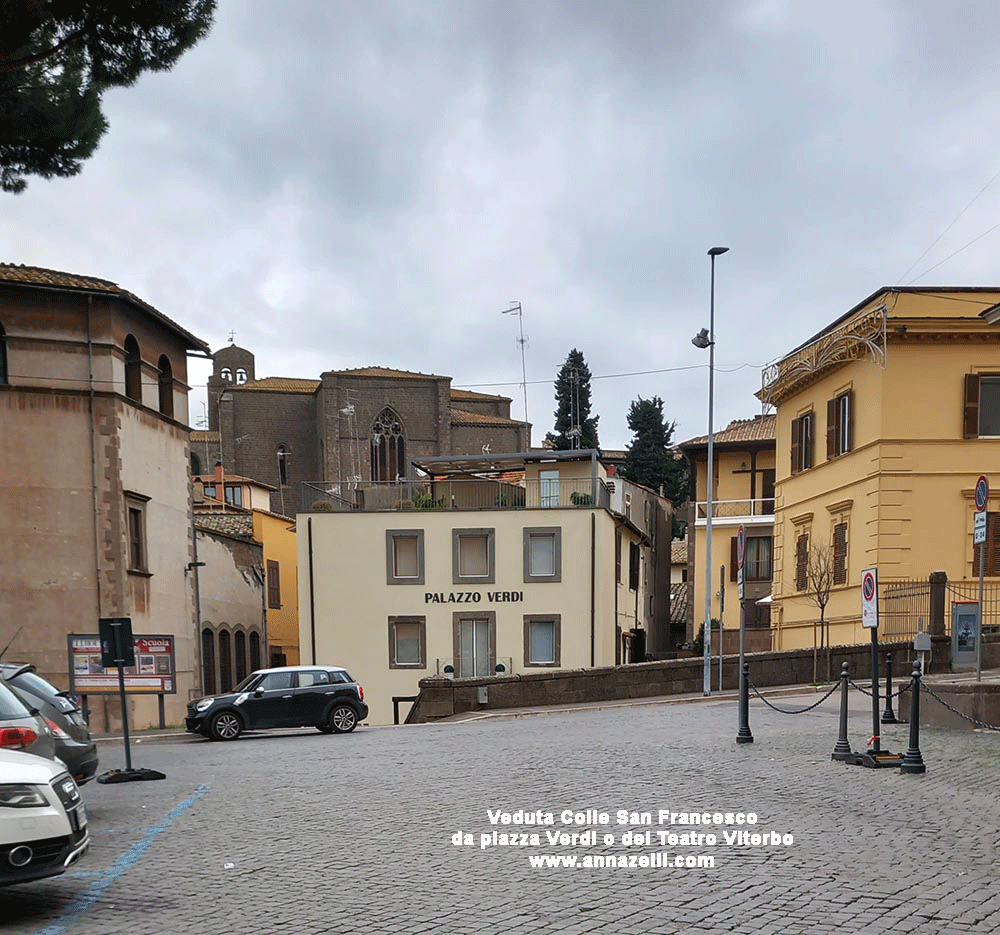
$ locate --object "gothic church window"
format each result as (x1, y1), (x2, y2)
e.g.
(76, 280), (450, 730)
(371, 409), (405, 482)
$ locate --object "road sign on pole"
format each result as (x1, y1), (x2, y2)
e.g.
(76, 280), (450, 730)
(975, 475), (989, 512)
(975, 476), (988, 682)
(861, 568), (879, 629)
(736, 524), (746, 570)
(975, 510), (987, 545)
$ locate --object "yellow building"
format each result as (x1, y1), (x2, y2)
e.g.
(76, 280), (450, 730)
(253, 509), (299, 666)
(298, 450), (672, 725)
(759, 286), (1000, 651)
(679, 416), (776, 655)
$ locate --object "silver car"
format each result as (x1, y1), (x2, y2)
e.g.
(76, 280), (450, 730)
(0, 680), (55, 762)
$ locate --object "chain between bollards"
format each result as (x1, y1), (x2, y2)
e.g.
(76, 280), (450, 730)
(900, 660), (926, 774)
(736, 662), (753, 744)
(831, 662), (853, 761)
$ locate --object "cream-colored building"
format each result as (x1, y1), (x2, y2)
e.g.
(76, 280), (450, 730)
(679, 416), (776, 654)
(759, 286), (1000, 650)
(298, 450), (672, 725)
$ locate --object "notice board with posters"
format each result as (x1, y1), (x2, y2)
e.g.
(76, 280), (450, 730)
(67, 633), (176, 694)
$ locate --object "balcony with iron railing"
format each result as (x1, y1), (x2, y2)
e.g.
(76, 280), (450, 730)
(302, 476), (613, 514)
(692, 498), (775, 525)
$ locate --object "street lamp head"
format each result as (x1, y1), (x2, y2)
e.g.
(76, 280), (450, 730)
(691, 328), (712, 349)
(708, 246), (730, 257)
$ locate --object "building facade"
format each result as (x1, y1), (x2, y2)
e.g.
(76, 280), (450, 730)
(679, 415), (776, 654)
(297, 450), (672, 725)
(759, 286), (1000, 650)
(0, 264), (210, 730)
(203, 345), (531, 515)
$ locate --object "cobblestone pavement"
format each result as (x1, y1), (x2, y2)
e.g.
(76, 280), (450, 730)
(3, 689), (999, 935)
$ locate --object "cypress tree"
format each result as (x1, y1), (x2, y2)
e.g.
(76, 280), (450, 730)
(620, 396), (688, 507)
(545, 348), (599, 450)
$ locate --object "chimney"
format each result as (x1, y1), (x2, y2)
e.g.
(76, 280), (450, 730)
(215, 461), (224, 484)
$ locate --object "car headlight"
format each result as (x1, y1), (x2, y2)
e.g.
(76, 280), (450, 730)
(0, 784), (49, 808)
(194, 698), (215, 712)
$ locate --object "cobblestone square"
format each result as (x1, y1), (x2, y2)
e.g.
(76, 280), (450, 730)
(2, 690), (998, 935)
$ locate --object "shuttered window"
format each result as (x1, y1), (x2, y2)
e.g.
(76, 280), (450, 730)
(629, 542), (640, 590)
(795, 533), (809, 591)
(833, 523), (847, 586)
(791, 412), (813, 473)
(267, 559), (281, 609)
(826, 391), (853, 458)
(964, 374), (1000, 438)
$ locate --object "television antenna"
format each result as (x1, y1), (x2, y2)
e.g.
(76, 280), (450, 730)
(501, 301), (529, 430)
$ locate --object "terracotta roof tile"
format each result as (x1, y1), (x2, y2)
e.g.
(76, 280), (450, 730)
(450, 408), (522, 427)
(233, 377), (320, 393)
(451, 388), (512, 402)
(0, 263), (210, 353)
(680, 414), (776, 448)
(194, 513), (255, 540)
(671, 541), (688, 564)
(190, 431), (220, 442)
(334, 366), (444, 380)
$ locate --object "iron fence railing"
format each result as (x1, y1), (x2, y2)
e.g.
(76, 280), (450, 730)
(947, 581), (1000, 634)
(301, 477), (611, 513)
(880, 578), (932, 642)
(693, 498), (775, 519)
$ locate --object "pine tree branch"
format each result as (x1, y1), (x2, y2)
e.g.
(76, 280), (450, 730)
(0, 27), (89, 75)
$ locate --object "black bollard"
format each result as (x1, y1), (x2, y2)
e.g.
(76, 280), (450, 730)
(737, 662), (754, 744)
(831, 662), (853, 761)
(881, 652), (898, 724)
(900, 661), (926, 774)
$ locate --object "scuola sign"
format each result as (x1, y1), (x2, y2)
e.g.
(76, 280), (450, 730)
(425, 591), (524, 604)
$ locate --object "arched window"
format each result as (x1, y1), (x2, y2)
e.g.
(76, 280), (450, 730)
(277, 445), (288, 485)
(235, 368), (248, 384)
(201, 628), (216, 695)
(371, 408), (405, 482)
(220, 367), (232, 382)
(249, 631), (261, 672)
(234, 631), (247, 684)
(124, 335), (142, 402)
(0, 322), (7, 385)
(191, 452), (202, 477)
(158, 354), (174, 417)
(218, 629), (232, 693)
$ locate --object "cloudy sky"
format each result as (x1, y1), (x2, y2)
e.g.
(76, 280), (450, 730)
(5, 1), (1000, 449)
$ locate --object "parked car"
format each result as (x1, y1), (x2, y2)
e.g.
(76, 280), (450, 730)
(0, 665), (98, 785)
(0, 680), (56, 763)
(0, 748), (89, 886)
(186, 665), (368, 741)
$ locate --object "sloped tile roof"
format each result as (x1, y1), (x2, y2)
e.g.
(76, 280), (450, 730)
(191, 430), (220, 442)
(0, 263), (210, 353)
(671, 541), (688, 564)
(194, 513), (255, 540)
(451, 388), (512, 402)
(234, 377), (320, 393)
(334, 366), (445, 380)
(450, 408), (522, 427)
(680, 414), (776, 449)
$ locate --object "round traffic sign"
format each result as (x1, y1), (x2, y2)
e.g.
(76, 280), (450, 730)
(976, 475), (990, 512)
(862, 571), (876, 602)
(737, 525), (746, 570)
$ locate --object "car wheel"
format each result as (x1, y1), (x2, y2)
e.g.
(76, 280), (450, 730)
(328, 704), (358, 734)
(209, 711), (243, 741)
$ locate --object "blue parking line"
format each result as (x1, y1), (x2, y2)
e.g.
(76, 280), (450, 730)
(33, 784), (211, 935)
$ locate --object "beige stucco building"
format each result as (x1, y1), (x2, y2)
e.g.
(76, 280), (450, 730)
(298, 450), (672, 725)
(0, 264), (210, 730)
(759, 286), (1000, 650)
(679, 416), (776, 654)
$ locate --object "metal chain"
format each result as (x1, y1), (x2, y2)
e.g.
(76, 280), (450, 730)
(747, 676), (840, 714)
(847, 678), (911, 699)
(921, 681), (1000, 732)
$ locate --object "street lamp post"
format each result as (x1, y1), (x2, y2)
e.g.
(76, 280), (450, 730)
(693, 246), (729, 696)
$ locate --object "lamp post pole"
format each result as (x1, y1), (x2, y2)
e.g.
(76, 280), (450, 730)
(700, 247), (729, 696)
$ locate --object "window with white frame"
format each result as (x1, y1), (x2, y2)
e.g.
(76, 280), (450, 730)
(388, 616), (426, 668)
(452, 528), (494, 584)
(524, 615), (560, 666)
(523, 527), (561, 582)
(386, 530), (424, 585)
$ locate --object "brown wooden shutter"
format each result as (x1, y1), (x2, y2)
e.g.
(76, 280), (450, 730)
(974, 512), (1000, 577)
(964, 373), (980, 438)
(845, 390), (854, 452)
(730, 536), (738, 581)
(791, 417), (801, 474)
(833, 523), (847, 585)
(267, 559), (281, 609)
(795, 533), (808, 591)
(826, 398), (837, 459)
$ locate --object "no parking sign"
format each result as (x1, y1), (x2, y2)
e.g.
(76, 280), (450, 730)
(861, 567), (879, 629)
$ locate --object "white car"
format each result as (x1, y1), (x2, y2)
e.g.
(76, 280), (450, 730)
(0, 749), (89, 886)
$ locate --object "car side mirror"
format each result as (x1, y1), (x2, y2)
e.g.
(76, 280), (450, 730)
(253, 688), (265, 698)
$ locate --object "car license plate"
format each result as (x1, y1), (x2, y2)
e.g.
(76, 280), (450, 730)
(71, 804), (87, 831)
